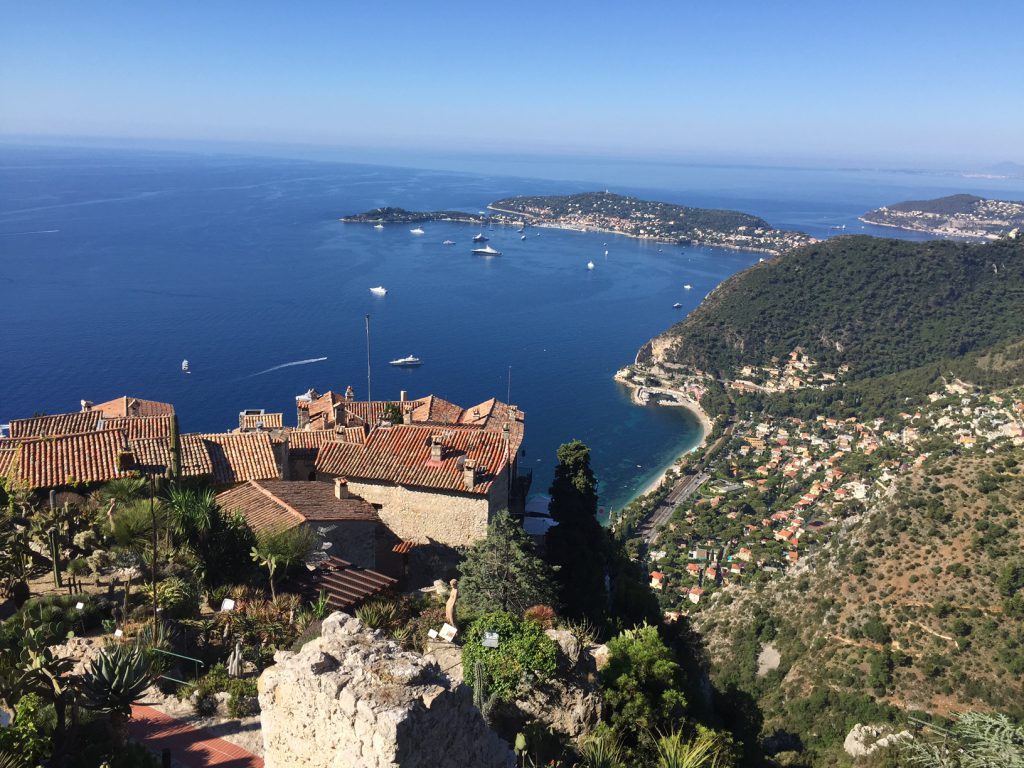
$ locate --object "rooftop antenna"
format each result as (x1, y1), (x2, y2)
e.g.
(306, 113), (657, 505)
(365, 314), (372, 404)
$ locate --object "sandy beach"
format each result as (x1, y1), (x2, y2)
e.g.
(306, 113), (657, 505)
(614, 369), (714, 499)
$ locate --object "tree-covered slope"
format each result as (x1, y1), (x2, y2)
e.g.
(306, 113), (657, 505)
(640, 235), (1024, 381)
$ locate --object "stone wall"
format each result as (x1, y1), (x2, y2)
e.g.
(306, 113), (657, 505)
(259, 612), (515, 768)
(327, 477), (507, 548)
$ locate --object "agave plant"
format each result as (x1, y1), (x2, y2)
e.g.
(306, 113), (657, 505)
(0, 751), (26, 768)
(80, 643), (155, 748)
(653, 728), (725, 768)
(578, 729), (625, 768)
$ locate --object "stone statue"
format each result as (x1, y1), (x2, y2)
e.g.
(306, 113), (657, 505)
(445, 579), (458, 629)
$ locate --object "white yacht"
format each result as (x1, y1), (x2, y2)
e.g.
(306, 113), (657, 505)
(389, 355), (422, 367)
(683, 284), (692, 290)
(673, 302), (683, 309)
(472, 233), (488, 243)
(587, 261), (595, 270)
(442, 239), (456, 245)
(181, 359), (190, 374)
(370, 286), (387, 296)
(373, 223), (384, 230)
(520, 235), (526, 240)
(410, 227), (425, 235)
(472, 244), (502, 256)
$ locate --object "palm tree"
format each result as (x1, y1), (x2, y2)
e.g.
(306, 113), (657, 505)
(251, 526), (316, 599)
(80, 643), (154, 750)
(165, 487), (216, 543)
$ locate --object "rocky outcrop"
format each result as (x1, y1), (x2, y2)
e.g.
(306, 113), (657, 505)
(843, 723), (911, 758)
(258, 612), (514, 768)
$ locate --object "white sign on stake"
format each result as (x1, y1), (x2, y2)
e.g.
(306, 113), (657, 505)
(438, 623), (458, 642)
(427, 629), (439, 639)
(75, 602), (85, 611)
(482, 631), (499, 648)
(113, 629), (123, 639)
(220, 598), (236, 612)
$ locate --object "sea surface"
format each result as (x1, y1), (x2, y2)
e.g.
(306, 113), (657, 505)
(2, 145), (1023, 512)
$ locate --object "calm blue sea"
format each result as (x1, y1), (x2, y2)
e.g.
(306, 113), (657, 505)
(2, 145), (1023, 511)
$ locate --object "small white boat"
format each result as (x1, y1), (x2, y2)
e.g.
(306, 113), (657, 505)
(759, 257), (765, 262)
(410, 227), (425, 235)
(472, 233), (488, 243)
(520, 235), (526, 240)
(604, 250), (609, 256)
(587, 261), (595, 270)
(370, 286), (387, 296)
(673, 303), (683, 309)
(683, 284), (692, 290)
(389, 355), (422, 367)
(182, 359), (190, 374)
(442, 239), (456, 245)
(373, 223), (384, 230)
(472, 244), (502, 256)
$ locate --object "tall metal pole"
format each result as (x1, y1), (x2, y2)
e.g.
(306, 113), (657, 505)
(150, 473), (158, 641)
(365, 314), (372, 403)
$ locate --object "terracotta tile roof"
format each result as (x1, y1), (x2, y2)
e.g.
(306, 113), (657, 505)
(216, 480), (378, 534)
(9, 411), (102, 438)
(408, 395), (464, 424)
(129, 436), (214, 478)
(307, 392), (344, 429)
(90, 396), (175, 418)
(287, 556), (395, 612)
(340, 426), (367, 444)
(240, 413), (283, 430)
(103, 416), (173, 440)
(316, 423), (512, 495)
(0, 446), (19, 479)
(185, 433), (279, 485)
(9, 430), (129, 489)
(285, 429), (343, 458)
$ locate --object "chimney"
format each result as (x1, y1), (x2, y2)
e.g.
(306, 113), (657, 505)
(403, 407), (412, 425)
(463, 458), (477, 491)
(430, 436), (443, 462)
(334, 477), (349, 500)
(80, 400), (93, 413)
(400, 390), (407, 402)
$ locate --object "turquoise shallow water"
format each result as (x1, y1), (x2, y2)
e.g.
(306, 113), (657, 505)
(2, 145), (1022, 511)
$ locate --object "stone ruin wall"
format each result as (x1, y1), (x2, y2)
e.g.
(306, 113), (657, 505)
(258, 612), (514, 768)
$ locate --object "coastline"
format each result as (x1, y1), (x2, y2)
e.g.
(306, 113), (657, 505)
(613, 368), (713, 500)
(486, 205), (791, 255)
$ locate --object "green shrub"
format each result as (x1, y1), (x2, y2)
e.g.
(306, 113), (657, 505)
(141, 576), (199, 619)
(462, 611), (558, 700)
(184, 663), (259, 718)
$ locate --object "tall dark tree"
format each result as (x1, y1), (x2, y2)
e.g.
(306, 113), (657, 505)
(459, 510), (555, 616)
(546, 440), (609, 624)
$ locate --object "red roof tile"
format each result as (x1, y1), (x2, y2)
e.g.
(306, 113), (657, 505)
(103, 416), (172, 440)
(90, 396), (175, 418)
(129, 436), (214, 478)
(9, 411), (101, 438)
(216, 480), (378, 534)
(9, 430), (129, 489)
(185, 432), (279, 484)
(316, 423), (512, 495)
(240, 413), (283, 430)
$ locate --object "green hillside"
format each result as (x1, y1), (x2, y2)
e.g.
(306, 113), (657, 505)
(641, 234), (1024, 382)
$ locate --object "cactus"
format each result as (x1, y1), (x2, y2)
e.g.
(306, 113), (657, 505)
(169, 414), (182, 481)
(472, 660), (498, 725)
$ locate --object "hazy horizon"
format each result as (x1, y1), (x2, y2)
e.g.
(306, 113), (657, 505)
(3, 1), (1023, 170)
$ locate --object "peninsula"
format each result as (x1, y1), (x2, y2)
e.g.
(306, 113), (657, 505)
(342, 191), (816, 254)
(860, 193), (1024, 239)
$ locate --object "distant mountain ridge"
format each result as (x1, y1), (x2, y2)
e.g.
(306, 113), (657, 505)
(861, 194), (1024, 239)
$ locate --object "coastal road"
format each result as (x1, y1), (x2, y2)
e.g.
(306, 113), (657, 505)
(638, 470), (711, 544)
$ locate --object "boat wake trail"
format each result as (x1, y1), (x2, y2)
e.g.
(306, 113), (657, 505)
(0, 229), (61, 236)
(248, 357), (328, 377)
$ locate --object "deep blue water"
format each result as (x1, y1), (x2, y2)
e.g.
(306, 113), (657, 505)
(2, 145), (1023, 511)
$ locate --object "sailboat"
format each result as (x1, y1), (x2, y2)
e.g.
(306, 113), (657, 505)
(182, 359), (190, 374)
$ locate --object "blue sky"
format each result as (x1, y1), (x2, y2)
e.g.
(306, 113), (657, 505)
(2, 1), (1022, 167)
